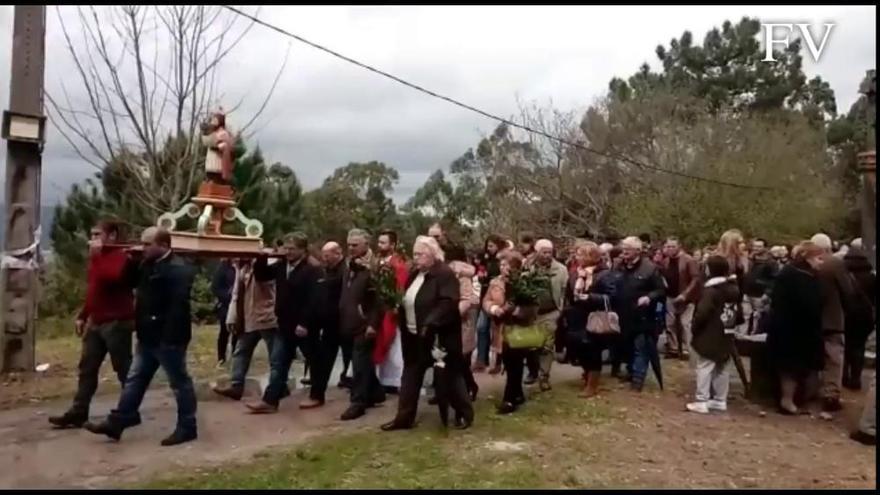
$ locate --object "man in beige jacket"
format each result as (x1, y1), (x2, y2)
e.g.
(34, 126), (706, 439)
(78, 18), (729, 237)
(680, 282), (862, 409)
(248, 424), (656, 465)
(529, 239), (570, 391)
(213, 258), (281, 401)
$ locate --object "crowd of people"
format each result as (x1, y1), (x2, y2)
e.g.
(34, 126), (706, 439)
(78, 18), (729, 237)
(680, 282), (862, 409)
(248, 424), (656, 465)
(46, 220), (876, 448)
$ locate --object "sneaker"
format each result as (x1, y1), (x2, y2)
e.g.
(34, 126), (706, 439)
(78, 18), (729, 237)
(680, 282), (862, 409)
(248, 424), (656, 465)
(48, 411), (87, 429)
(215, 360), (226, 369)
(686, 402), (710, 414)
(707, 400), (728, 412)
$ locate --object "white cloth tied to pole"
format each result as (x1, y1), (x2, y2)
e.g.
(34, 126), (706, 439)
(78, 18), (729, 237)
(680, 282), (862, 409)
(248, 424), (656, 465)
(1, 227), (42, 271)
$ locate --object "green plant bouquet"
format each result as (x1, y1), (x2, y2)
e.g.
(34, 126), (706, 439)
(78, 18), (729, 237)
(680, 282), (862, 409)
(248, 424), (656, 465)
(504, 271), (552, 327)
(374, 262), (404, 310)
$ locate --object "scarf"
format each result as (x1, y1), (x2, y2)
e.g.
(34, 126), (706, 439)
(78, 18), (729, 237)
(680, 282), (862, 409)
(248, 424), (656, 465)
(573, 265), (595, 301)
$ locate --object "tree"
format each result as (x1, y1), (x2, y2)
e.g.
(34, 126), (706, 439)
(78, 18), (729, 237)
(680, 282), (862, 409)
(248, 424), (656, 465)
(231, 142), (305, 244)
(609, 17), (837, 122)
(826, 69), (876, 237)
(301, 161), (401, 244)
(46, 6), (288, 217)
(606, 97), (844, 246)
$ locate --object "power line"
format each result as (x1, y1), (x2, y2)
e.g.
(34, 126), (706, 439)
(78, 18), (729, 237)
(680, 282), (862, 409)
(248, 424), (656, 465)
(221, 5), (774, 191)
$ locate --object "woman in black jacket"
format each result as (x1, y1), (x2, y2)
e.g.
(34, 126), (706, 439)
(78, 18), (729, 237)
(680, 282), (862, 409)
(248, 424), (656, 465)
(564, 242), (619, 398)
(381, 236), (473, 431)
(767, 241), (826, 415)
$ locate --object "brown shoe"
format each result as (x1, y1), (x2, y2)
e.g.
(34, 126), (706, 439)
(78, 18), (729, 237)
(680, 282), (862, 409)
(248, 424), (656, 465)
(471, 363), (487, 373)
(245, 400), (278, 414)
(488, 363), (503, 375)
(299, 398), (325, 410)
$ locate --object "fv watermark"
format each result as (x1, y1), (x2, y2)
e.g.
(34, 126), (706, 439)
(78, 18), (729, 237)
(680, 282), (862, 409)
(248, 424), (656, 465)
(762, 23), (835, 62)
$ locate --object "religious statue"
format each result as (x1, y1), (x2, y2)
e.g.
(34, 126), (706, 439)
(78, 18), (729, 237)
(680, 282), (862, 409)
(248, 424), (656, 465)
(200, 110), (234, 185)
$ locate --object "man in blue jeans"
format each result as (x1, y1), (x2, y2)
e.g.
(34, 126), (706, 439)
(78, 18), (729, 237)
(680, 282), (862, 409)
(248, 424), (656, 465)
(84, 227), (198, 446)
(213, 258), (281, 402)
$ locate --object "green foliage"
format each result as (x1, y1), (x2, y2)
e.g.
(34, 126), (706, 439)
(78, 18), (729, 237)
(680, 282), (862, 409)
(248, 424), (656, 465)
(507, 271), (551, 307)
(190, 268), (217, 323)
(607, 102), (844, 246)
(373, 262), (403, 309)
(38, 260), (86, 323)
(231, 141), (305, 244)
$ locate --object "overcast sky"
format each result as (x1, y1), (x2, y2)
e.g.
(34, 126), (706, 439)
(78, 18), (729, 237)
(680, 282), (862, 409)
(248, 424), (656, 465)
(0, 5), (875, 206)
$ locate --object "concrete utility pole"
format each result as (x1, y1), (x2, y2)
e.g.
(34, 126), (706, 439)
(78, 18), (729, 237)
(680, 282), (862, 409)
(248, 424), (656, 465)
(0, 6), (47, 372)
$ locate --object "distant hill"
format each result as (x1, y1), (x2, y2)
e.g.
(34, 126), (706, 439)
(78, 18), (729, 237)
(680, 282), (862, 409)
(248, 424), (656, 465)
(0, 205), (57, 247)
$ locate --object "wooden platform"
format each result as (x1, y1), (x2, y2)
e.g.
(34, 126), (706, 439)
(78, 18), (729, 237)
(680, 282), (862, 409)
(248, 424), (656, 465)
(168, 231), (277, 257)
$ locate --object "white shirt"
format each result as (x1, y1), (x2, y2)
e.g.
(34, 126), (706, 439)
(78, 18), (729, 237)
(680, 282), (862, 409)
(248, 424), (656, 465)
(404, 272), (426, 334)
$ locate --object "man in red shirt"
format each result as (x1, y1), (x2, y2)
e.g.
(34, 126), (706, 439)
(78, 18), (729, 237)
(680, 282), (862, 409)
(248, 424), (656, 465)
(49, 220), (136, 429)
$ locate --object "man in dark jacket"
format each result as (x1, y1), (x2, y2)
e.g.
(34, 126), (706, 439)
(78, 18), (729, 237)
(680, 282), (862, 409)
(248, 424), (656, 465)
(615, 236), (666, 392)
(744, 238), (778, 335)
(843, 247), (876, 390)
(84, 227), (198, 446)
(212, 258), (237, 365)
(246, 232), (320, 414)
(811, 234), (856, 412)
(49, 220), (136, 429)
(299, 241), (347, 408)
(339, 228), (385, 420)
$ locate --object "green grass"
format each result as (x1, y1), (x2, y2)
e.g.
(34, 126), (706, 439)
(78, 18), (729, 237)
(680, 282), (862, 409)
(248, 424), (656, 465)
(141, 381), (618, 489)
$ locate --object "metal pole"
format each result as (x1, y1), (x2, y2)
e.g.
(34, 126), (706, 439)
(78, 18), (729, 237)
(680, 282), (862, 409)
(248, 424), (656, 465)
(1, 6), (46, 372)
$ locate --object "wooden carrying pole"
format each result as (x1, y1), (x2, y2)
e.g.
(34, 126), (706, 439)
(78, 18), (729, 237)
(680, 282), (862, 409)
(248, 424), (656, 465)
(1, 6), (46, 372)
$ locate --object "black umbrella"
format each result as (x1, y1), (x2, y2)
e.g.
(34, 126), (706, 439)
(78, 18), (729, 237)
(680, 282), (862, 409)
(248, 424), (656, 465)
(647, 334), (664, 390)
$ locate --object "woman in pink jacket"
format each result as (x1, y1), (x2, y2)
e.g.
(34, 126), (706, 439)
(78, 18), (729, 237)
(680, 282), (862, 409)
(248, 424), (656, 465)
(446, 244), (480, 402)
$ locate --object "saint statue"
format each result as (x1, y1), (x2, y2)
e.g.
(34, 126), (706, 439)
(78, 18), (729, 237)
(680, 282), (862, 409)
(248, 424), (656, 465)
(200, 110), (234, 185)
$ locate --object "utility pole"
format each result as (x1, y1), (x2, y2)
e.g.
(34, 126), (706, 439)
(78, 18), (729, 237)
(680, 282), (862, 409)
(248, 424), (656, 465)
(857, 69), (876, 269)
(0, 6), (47, 372)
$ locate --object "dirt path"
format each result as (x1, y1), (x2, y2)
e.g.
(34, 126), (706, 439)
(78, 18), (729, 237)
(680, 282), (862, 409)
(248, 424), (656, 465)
(0, 359), (875, 489)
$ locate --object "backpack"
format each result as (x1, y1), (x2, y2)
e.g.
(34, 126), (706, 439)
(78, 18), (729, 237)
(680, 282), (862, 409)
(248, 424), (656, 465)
(720, 301), (738, 333)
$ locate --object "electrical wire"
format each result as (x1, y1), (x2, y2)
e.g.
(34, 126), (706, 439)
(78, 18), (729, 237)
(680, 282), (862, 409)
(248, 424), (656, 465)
(221, 5), (774, 191)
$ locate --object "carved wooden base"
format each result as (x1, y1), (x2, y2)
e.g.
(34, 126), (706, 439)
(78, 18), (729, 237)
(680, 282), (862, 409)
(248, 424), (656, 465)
(154, 180), (266, 257)
(169, 231), (266, 257)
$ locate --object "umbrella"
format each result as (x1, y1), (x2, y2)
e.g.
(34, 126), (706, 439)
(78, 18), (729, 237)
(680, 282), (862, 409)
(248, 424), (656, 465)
(647, 333), (664, 390)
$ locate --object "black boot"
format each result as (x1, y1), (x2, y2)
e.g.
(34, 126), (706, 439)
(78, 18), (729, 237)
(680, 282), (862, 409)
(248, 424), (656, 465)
(160, 430), (197, 446)
(48, 411), (87, 429)
(340, 405), (366, 421)
(83, 420), (123, 441)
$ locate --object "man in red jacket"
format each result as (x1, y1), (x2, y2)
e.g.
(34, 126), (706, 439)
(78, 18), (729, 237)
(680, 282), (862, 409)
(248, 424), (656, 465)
(49, 220), (136, 429)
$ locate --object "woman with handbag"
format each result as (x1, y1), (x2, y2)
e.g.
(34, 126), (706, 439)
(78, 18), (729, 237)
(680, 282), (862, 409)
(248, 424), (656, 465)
(565, 242), (620, 399)
(484, 250), (546, 414)
(381, 236), (474, 431)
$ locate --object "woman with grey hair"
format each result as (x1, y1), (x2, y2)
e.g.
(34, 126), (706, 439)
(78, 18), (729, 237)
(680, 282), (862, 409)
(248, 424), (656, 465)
(381, 236), (474, 431)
